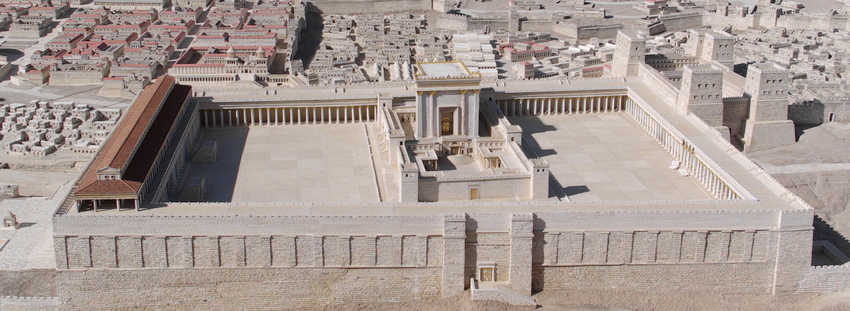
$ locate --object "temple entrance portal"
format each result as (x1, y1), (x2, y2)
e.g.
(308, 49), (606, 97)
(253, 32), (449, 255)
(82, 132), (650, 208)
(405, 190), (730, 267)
(440, 108), (455, 135)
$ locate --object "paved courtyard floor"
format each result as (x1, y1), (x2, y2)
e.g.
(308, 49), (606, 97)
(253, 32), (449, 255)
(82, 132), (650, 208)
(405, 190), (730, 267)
(183, 124), (381, 203)
(511, 113), (712, 201)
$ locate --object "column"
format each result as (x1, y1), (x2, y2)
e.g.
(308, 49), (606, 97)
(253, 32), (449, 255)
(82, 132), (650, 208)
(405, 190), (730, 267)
(356, 106), (361, 123)
(93, 200), (99, 212)
(583, 97), (588, 113)
(429, 92), (436, 137)
(116, 199), (121, 212)
(460, 91), (468, 136)
(135, 199), (139, 212)
(531, 98), (540, 116)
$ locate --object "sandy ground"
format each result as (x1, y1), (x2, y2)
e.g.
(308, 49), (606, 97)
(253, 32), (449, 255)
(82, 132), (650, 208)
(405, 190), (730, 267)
(0, 269), (55, 297)
(749, 122), (850, 240)
(284, 288), (850, 311)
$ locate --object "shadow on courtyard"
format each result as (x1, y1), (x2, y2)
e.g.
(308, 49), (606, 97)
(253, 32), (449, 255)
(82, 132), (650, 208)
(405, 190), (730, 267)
(508, 115), (558, 158)
(507, 115), (578, 200)
(179, 126), (249, 202)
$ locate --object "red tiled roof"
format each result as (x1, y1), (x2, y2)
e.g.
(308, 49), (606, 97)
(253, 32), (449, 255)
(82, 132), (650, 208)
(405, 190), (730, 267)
(75, 76), (191, 197)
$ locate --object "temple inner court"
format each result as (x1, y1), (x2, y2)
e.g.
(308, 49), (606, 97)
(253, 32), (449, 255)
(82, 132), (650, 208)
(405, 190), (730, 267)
(512, 113), (712, 201)
(184, 124), (380, 203)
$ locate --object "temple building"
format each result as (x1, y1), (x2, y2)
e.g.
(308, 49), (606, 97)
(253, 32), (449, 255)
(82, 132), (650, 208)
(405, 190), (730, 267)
(388, 61), (549, 201)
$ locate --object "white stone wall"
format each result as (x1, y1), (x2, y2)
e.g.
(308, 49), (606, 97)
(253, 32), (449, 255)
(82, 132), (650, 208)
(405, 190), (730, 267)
(797, 264), (850, 293)
(419, 177), (532, 202)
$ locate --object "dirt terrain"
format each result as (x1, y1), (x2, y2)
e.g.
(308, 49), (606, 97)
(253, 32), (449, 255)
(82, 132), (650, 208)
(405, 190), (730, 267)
(295, 288), (850, 311)
(749, 122), (850, 242)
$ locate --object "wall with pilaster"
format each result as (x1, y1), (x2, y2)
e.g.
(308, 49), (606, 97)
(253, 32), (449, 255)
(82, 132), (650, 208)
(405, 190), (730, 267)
(52, 206), (813, 309)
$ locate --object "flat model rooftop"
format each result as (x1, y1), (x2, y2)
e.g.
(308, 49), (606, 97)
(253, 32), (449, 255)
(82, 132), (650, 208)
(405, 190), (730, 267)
(417, 62), (472, 78)
(512, 113), (711, 201)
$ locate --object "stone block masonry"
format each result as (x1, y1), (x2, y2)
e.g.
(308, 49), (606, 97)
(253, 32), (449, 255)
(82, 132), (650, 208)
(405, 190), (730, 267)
(52, 206), (815, 309)
(191, 141), (217, 164)
(58, 268), (441, 310)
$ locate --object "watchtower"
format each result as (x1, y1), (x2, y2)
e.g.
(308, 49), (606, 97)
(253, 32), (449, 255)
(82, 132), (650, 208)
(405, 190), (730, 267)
(702, 30), (735, 68)
(743, 63), (795, 152)
(612, 30), (646, 78)
(677, 64), (724, 126)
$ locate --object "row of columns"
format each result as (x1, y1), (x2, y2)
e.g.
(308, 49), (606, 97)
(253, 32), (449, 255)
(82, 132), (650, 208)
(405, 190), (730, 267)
(497, 95), (626, 117)
(177, 76), (235, 82)
(200, 106), (376, 127)
(624, 98), (739, 201)
(78, 199), (140, 213)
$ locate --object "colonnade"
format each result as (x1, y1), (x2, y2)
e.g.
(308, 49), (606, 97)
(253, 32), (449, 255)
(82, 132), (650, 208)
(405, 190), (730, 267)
(176, 76), (236, 83)
(496, 95), (627, 117)
(77, 198), (140, 213)
(199, 105), (377, 127)
(624, 98), (740, 200)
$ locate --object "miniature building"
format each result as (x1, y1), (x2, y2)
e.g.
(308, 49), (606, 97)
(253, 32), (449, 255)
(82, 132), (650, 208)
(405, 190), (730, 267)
(611, 30), (646, 77)
(73, 76), (197, 212)
(2, 211), (18, 229)
(743, 63), (796, 152)
(403, 61), (548, 201)
(27, 3), (850, 310)
(0, 184), (19, 199)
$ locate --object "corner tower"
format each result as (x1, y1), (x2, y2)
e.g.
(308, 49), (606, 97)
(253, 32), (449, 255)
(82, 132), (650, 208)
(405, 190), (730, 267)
(743, 63), (796, 152)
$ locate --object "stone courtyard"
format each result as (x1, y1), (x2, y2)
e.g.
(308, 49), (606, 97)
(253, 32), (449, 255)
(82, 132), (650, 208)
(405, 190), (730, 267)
(512, 113), (711, 201)
(182, 124), (380, 203)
